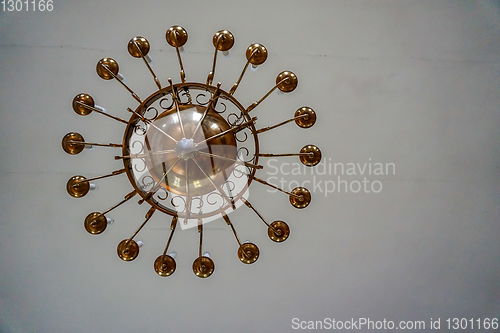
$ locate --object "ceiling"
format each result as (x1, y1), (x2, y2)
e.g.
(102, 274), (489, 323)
(1, 0), (499, 332)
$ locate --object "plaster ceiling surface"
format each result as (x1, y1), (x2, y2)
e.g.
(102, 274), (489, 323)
(1, 0), (499, 332)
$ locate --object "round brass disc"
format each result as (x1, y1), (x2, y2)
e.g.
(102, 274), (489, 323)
(72, 93), (94, 116)
(238, 243), (259, 264)
(66, 175), (90, 198)
(268, 221), (290, 242)
(213, 30), (234, 51)
(62, 132), (85, 155)
(166, 25), (188, 47)
(246, 43), (268, 66)
(117, 239), (140, 261)
(289, 187), (311, 209)
(96, 58), (119, 80)
(276, 71), (298, 93)
(299, 145), (322, 167)
(84, 212), (107, 235)
(154, 255), (176, 277)
(294, 107), (316, 128)
(128, 36), (150, 58)
(192, 256), (215, 278)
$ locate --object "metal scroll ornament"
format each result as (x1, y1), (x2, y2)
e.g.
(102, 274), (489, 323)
(62, 26), (321, 278)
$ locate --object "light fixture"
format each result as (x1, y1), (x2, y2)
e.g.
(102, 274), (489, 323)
(62, 26), (321, 278)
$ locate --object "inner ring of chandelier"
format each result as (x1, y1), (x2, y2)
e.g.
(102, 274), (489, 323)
(143, 104), (237, 197)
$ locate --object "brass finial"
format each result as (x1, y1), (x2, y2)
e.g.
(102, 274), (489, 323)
(276, 71), (298, 92)
(299, 145), (322, 166)
(128, 36), (150, 58)
(246, 43), (268, 66)
(154, 255), (176, 277)
(294, 107), (316, 128)
(62, 132), (85, 155)
(96, 58), (119, 80)
(289, 187), (311, 209)
(84, 212), (108, 235)
(238, 243), (259, 264)
(72, 93), (94, 116)
(117, 239), (140, 261)
(192, 256), (215, 278)
(268, 221), (290, 242)
(166, 25), (188, 47)
(213, 30), (234, 51)
(66, 175), (90, 198)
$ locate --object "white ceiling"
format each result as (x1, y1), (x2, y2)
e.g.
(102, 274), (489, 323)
(1, 1), (499, 332)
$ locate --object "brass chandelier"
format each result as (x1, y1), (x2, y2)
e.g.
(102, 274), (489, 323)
(62, 26), (321, 278)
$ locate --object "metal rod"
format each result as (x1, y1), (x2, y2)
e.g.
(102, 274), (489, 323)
(256, 114), (309, 134)
(222, 168), (234, 207)
(125, 207), (156, 246)
(258, 152), (314, 157)
(137, 159), (180, 205)
(103, 190), (137, 215)
(93, 190), (137, 221)
(75, 101), (128, 124)
(138, 158), (178, 206)
(173, 31), (186, 83)
(253, 176), (302, 199)
(169, 79), (186, 138)
(195, 117), (257, 147)
(206, 38), (220, 86)
(198, 219), (203, 258)
(190, 83), (222, 140)
(149, 158), (182, 194)
(229, 48), (259, 95)
(157, 158), (181, 188)
(115, 149), (176, 160)
(67, 140), (122, 148)
(127, 108), (178, 143)
(72, 169), (125, 185)
(191, 157), (236, 209)
(222, 212), (242, 247)
(162, 216), (178, 257)
(241, 198), (279, 233)
(132, 40), (162, 90)
(196, 151), (263, 169)
(102, 65), (142, 103)
(184, 159), (191, 225)
(246, 77), (288, 113)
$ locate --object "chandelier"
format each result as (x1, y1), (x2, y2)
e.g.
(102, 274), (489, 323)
(62, 26), (321, 278)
